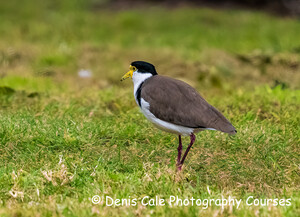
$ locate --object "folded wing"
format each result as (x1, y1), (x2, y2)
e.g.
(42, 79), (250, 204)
(141, 75), (236, 134)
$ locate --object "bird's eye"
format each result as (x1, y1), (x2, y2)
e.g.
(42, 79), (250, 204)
(129, 65), (137, 71)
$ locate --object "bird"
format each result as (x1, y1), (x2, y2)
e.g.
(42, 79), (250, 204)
(121, 61), (236, 171)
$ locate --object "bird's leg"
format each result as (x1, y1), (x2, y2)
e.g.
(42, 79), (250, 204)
(180, 133), (196, 167)
(176, 135), (183, 171)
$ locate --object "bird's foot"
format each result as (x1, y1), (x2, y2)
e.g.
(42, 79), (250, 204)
(176, 163), (182, 172)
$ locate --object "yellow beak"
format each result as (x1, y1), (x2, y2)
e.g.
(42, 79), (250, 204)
(121, 65), (135, 81)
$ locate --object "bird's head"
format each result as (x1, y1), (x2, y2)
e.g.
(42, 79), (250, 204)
(121, 61), (157, 81)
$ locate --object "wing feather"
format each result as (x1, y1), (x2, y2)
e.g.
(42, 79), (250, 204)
(141, 75), (236, 134)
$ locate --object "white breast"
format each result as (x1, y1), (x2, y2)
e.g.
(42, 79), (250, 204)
(132, 71), (153, 102)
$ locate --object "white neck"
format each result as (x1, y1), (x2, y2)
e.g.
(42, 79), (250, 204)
(132, 71), (153, 101)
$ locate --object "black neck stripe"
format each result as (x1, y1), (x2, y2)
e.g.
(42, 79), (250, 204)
(136, 82), (144, 107)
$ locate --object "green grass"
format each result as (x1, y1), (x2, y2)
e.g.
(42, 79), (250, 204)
(0, 1), (300, 216)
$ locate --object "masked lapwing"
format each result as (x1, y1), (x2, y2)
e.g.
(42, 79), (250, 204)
(121, 61), (236, 171)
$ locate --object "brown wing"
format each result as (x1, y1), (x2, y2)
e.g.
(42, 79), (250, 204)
(141, 75), (236, 134)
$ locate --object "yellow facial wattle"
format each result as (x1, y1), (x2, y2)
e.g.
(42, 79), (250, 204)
(121, 65), (136, 81)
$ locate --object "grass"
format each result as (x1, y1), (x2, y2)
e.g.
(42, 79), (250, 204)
(0, 1), (300, 216)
